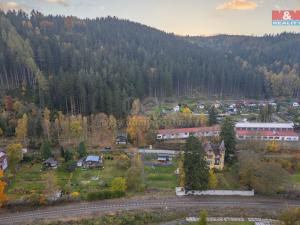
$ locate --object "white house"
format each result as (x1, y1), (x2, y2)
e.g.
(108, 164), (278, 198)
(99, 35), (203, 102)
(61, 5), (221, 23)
(173, 105), (180, 112)
(293, 102), (299, 107)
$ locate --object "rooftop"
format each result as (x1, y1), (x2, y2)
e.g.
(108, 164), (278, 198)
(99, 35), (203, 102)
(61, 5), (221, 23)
(235, 122), (294, 129)
(158, 125), (220, 135)
(0, 151), (6, 158)
(237, 130), (298, 137)
(86, 155), (101, 162)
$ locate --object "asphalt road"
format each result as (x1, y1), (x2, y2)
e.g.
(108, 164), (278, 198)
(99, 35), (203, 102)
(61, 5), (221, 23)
(0, 196), (299, 225)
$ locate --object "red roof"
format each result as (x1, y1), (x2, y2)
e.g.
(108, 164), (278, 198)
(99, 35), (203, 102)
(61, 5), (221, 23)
(236, 130), (298, 137)
(158, 125), (220, 135)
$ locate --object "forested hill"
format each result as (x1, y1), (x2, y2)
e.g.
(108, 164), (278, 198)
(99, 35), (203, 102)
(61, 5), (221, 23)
(187, 33), (300, 73)
(0, 11), (299, 118)
(187, 34), (300, 99)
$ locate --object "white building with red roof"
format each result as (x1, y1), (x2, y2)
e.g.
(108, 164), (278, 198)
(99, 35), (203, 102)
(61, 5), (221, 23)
(156, 125), (220, 140)
(235, 122), (299, 142)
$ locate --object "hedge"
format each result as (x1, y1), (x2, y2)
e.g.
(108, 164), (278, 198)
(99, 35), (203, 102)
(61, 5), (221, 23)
(86, 190), (125, 201)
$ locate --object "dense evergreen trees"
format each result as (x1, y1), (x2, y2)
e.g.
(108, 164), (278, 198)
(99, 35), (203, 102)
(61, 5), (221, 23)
(0, 11), (272, 118)
(188, 34), (300, 99)
(220, 117), (236, 163)
(0, 11), (299, 118)
(183, 136), (209, 190)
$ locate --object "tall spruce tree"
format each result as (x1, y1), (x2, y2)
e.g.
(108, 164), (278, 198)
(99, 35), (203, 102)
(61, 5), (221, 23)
(183, 136), (209, 190)
(41, 140), (51, 159)
(78, 141), (87, 158)
(208, 106), (217, 126)
(220, 116), (236, 163)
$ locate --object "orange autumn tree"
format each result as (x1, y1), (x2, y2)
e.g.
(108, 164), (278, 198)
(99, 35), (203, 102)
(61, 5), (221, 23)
(127, 115), (150, 146)
(0, 170), (8, 206)
(266, 140), (280, 152)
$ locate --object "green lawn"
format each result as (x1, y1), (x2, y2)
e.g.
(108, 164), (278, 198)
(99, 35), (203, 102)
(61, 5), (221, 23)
(7, 163), (45, 199)
(290, 172), (300, 191)
(290, 173), (300, 184)
(144, 162), (178, 190)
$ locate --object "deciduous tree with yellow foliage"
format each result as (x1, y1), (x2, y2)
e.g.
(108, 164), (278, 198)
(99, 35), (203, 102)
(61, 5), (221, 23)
(127, 115), (150, 146)
(266, 141), (280, 152)
(15, 113), (28, 144)
(7, 143), (23, 175)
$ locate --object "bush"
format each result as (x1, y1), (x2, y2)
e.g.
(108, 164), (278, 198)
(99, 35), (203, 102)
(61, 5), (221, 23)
(116, 159), (131, 170)
(104, 156), (114, 160)
(111, 177), (127, 192)
(280, 207), (300, 225)
(58, 160), (76, 173)
(21, 154), (34, 163)
(86, 190), (125, 201)
(199, 210), (208, 225)
(64, 149), (73, 162)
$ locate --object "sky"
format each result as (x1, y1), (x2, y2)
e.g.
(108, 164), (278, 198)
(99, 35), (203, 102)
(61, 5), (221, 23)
(0, 0), (300, 36)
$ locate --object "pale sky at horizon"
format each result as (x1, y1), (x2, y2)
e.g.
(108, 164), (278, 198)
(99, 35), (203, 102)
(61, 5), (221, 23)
(0, 0), (300, 36)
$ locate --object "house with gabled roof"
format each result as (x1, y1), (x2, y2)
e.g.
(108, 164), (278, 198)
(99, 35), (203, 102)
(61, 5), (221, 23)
(203, 140), (225, 170)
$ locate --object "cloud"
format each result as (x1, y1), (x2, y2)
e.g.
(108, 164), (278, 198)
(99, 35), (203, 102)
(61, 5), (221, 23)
(44, 0), (69, 7)
(0, 1), (27, 11)
(216, 0), (258, 10)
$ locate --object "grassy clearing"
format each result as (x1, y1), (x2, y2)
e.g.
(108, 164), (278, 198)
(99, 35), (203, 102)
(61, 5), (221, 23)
(290, 173), (300, 184)
(144, 162), (178, 190)
(7, 163), (45, 199)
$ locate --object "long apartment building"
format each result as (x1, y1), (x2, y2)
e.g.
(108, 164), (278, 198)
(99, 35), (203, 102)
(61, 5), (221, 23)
(235, 122), (299, 142)
(156, 125), (220, 140)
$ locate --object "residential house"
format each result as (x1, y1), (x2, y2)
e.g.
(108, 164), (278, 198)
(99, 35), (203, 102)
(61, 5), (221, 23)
(235, 122), (299, 142)
(157, 154), (172, 163)
(77, 157), (85, 167)
(173, 105), (180, 112)
(43, 157), (58, 169)
(203, 141), (226, 170)
(116, 135), (128, 145)
(156, 125), (220, 140)
(293, 102), (299, 107)
(0, 150), (8, 171)
(80, 155), (103, 169)
(198, 103), (205, 109)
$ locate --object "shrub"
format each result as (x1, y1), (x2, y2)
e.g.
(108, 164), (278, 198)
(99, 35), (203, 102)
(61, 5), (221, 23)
(21, 154), (34, 163)
(111, 177), (127, 192)
(64, 149), (73, 162)
(86, 190), (125, 201)
(199, 210), (207, 225)
(70, 192), (80, 198)
(280, 207), (300, 225)
(116, 159), (131, 170)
